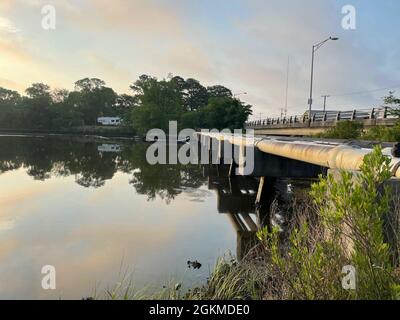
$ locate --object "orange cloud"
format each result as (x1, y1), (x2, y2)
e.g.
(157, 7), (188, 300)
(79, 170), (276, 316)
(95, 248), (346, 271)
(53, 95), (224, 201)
(62, 0), (183, 38)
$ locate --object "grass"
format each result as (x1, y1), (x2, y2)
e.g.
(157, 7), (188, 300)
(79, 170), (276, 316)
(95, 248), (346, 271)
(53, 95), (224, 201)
(94, 147), (400, 300)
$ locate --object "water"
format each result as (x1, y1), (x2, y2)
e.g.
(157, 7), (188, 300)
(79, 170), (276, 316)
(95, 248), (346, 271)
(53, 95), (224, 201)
(0, 135), (309, 299)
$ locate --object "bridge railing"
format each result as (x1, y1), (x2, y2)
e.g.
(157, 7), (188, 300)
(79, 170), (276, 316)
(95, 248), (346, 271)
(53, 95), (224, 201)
(246, 107), (395, 128)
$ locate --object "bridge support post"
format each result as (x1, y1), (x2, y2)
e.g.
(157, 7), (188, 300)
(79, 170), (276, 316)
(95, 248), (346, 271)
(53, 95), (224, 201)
(229, 160), (237, 177)
(255, 177), (276, 228)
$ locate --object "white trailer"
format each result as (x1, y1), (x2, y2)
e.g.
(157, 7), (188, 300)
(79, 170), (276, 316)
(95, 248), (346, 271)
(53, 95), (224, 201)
(97, 117), (122, 126)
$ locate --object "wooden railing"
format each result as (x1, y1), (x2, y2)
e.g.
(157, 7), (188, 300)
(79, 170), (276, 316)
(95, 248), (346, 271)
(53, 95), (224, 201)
(245, 107), (395, 128)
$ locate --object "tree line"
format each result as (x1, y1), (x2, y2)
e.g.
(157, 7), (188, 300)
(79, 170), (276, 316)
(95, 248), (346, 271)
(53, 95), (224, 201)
(0, 75), (252, 134)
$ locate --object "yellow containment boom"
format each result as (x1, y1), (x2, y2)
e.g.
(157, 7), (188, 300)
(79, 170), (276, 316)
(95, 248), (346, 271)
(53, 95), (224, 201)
(197, 132), (400, 178)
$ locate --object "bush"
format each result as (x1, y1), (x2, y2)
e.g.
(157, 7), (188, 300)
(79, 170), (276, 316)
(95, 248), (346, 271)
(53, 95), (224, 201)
(363, 122), (400, 142)
(310, 146), (399, 299)
(319, 121), (363, 139)
(187, 146), (400, 300)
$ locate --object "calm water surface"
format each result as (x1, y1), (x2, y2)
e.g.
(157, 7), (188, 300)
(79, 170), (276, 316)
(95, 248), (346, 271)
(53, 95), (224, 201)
(0, 135), (307, 299)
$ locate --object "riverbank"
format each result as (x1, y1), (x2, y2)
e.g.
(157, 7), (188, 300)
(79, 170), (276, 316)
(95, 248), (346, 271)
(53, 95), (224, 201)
(97, 147), (400, 300)
(0, 126), (137, 138)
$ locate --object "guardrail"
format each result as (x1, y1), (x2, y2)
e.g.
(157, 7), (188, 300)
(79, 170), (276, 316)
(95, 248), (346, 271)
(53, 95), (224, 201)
(246, 107), (395, 128)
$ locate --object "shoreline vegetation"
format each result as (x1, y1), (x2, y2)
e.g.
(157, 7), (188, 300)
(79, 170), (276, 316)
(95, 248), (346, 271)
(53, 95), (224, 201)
(318, 92), (400, 141)
(0, 75), (252, 136)
(0, 126), (137, 138)
(96, 146), (400, 300)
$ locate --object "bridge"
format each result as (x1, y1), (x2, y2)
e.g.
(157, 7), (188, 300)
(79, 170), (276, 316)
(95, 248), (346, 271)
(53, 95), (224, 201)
(197, 131), (400, 218)
(245, 107), (397, 136)
(197, 132), (400, 259)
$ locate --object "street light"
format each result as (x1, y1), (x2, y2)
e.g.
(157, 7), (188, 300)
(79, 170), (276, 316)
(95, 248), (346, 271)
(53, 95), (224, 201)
(234, 92), (247, 98)
(308, 36), (339, 124)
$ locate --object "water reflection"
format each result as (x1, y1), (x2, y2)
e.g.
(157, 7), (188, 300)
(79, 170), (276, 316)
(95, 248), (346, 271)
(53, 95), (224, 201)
(0, 136), (205, 201)
(202, 165), (311, 260)
(0, 135), (311, 299)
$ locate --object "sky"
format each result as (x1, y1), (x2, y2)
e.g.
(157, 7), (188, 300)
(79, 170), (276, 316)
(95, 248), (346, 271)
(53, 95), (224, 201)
(0, 0), (400, 119)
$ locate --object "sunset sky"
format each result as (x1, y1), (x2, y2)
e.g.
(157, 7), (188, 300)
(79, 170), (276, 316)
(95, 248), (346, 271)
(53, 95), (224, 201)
(1, 0), (399, 118)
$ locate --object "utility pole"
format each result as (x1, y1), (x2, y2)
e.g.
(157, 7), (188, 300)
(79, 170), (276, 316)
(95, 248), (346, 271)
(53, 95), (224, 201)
(285, 56), (290, 118)
(321, 95), (330, 112)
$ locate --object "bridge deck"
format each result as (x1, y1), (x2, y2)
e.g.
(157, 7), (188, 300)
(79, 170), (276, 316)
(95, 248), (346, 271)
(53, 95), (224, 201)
(197, 132), (400, 178)
(245, 108), (397, 136)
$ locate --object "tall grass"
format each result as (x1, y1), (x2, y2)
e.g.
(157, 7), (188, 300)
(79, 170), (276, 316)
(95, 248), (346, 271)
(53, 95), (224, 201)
(96, 147), (400, 300)
(187, 146), (400, 300)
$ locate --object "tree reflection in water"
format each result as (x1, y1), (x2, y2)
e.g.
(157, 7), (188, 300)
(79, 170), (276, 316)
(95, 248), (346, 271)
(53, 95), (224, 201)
(0, 135), (314, 261)
(0, 136), (205, 201)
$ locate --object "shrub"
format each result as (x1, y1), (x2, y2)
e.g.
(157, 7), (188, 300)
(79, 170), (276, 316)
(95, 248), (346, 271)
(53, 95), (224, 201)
(319, 121), (363, 139)
(191, 146), (400, 300)
(310, 146), (398, 299)
(363, 122), (400, 142)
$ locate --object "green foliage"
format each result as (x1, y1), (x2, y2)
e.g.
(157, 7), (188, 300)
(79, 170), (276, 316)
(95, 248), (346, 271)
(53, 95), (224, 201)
(185, 256), (264, 300)
(130, 79), (184, 135)
(0, 79), (133, 130)
(207, 85), (233, 99)
(384, 91), (400, 118)
(184, 78), (209, 111)
(0, 75), (251, 133)
(0, 87), (21, 107)
(189, 146), (400, 300)
(130, 75), (252, 133)
(319, 121), (363, 139)
(311, 146), (397, 299)
(363, 122), (400, 142)
(319, 92), (400, 142)
(197, 97), (252, 130)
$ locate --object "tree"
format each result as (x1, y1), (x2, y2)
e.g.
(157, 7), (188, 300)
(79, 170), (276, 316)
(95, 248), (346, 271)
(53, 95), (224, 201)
(48, 88), (82, 128)
(52, 88), (70, 104)
(116, 94), (137, 109)
(25, 83), (51, 100)
(207, 85), (233, 99)
(384, 91), (400, 118)
(74, 78), (106, 92)
(184, 78), (208, 111)
(24, 83), (53, 129)
(72, 78), (117, 125)
(170, 76), (187, 92)
(0, 87), (25, 128)
(198, 97), (252, 130)
(129, 74), (157, 96)
(130, 79), (184, 134)
(0, 87), (22, 107)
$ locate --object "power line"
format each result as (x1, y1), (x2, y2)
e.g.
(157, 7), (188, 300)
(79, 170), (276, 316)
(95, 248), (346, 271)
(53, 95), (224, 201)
(330, 84), (400, 97)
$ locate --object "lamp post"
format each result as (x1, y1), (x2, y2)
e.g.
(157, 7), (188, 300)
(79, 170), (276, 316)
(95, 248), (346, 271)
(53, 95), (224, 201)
(308, 36), (339, 124)
(234, 92), (247, 98)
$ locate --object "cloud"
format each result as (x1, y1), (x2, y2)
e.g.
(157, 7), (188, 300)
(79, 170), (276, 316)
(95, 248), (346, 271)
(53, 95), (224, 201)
(59, 0), (184, 39)
(0, 17), (18, 33)
(82, 52), (134, 92)
(0, 0), (399, 117)
(0, 78), (25, 92)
